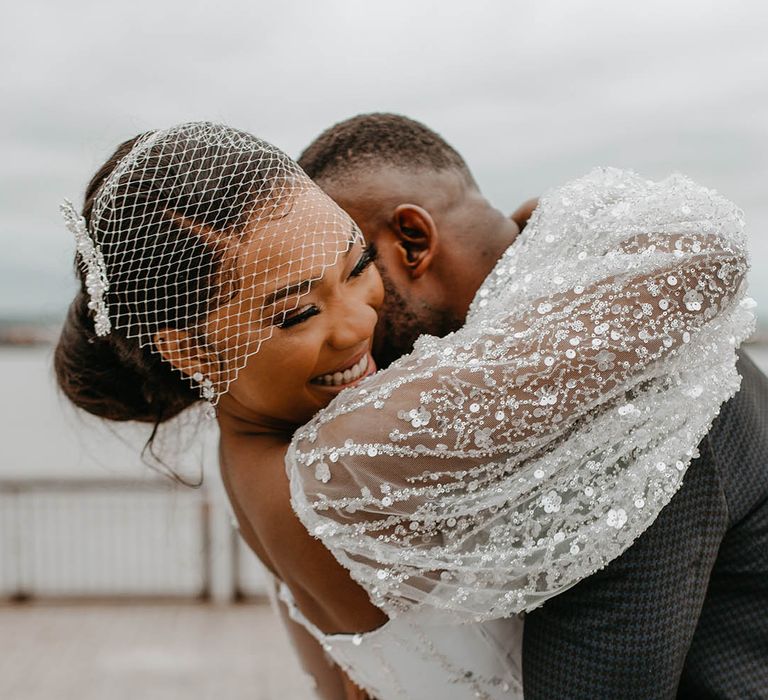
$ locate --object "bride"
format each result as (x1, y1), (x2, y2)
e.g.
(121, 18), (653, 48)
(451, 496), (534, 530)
(54, 122), (754, 699)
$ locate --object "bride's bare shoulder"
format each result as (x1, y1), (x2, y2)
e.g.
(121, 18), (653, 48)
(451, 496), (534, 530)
(220, 433), (387, 634)
(219, 434), (291, 528)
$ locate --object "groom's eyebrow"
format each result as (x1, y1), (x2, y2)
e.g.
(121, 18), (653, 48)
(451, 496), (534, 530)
(262, 224), (359, 307)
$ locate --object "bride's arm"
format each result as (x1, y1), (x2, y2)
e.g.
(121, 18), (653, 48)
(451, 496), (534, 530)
(287, 218), (752, 621)
(308, 237), (742, 457)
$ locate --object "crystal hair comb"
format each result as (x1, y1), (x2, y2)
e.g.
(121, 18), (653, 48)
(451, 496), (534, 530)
(60, 198), (112, 337)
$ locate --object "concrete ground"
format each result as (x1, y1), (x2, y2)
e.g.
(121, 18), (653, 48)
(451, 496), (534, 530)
(0, 601), (315, 700)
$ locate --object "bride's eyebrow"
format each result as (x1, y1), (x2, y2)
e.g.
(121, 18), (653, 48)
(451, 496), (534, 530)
(261, 223), (360, 307)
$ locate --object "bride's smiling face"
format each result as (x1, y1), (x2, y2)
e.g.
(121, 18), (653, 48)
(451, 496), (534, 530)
(207, 189), (384, 428)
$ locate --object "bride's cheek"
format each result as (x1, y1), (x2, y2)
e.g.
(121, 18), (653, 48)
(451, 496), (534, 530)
(371, 273), (385, 308)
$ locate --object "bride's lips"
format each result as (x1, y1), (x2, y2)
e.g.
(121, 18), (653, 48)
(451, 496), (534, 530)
(309, 350), (377, 393)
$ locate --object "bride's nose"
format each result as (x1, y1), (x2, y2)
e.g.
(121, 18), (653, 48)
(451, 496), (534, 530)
(327, 297), (377, 350)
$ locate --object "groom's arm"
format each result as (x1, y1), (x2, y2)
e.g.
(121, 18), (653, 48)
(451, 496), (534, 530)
(521, 435), (728, 699)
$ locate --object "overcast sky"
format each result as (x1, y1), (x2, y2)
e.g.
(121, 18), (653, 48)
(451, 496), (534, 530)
(2, 0), (767, 330)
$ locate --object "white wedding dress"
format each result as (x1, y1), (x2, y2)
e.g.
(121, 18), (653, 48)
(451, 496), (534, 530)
(279, 167), (756, 699)
(275, 579), (524, 698)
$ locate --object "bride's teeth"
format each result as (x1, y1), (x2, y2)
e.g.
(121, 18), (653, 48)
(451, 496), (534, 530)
(313, 354), (370, 386)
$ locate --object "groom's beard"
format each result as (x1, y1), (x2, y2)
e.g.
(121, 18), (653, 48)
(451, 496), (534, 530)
(372, 266), (462, 370)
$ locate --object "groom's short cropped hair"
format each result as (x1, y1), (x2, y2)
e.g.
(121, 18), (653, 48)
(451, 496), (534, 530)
(297, 113), (476, 187)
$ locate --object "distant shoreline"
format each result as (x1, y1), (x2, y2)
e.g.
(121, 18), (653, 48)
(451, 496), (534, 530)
(0, 322), (61, 346)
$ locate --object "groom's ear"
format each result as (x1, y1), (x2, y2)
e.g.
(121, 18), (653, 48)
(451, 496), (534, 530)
(391, 204), (438, 280)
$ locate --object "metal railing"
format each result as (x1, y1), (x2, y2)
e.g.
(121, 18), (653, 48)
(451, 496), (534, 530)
(0, 478), (267, 602)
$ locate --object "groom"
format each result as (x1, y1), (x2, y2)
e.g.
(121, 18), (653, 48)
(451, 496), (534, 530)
(298, 114), (768, 699)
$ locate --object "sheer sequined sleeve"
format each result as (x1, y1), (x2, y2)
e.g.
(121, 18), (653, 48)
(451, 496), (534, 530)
(287, 168), (757, 623)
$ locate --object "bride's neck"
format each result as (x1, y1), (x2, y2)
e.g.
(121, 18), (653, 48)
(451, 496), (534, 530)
(215, 394), (298, 439)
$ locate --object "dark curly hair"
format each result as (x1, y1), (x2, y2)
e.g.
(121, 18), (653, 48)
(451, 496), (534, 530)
(297, 112), (476, 187)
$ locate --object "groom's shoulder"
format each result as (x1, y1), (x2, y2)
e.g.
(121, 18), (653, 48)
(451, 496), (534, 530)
(709, 348), (768, 453)
(707, 347), (768, 524)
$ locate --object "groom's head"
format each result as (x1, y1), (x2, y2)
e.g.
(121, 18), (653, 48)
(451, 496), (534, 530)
(299, 113), (518, 368)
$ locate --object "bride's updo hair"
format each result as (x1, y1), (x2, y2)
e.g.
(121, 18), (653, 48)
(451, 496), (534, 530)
(54, 135), (197, 424)
(54, 126), (291, 426)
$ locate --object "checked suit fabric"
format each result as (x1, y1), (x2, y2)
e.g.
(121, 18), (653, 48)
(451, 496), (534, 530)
(521, 348), (768, 700)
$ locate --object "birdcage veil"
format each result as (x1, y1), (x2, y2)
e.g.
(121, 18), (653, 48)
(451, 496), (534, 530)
(61, 122), (362, 413)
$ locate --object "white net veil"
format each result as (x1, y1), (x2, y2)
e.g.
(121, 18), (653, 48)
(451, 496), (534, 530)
(61, 121), (363, 413)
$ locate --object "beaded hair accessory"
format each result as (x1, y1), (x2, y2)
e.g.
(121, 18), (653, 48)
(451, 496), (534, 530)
(60, 198), (112, 337)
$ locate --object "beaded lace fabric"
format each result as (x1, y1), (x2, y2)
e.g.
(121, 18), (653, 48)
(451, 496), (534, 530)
(287, 167), (757, 624)
(65, 122), (362, 406)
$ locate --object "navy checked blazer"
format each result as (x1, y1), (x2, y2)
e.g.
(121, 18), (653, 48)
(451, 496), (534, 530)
(522, 348), (768, 700)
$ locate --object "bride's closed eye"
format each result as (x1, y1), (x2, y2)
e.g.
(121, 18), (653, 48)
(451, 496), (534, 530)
(349, 242), (378, 278)
(276, 244), (378, 329)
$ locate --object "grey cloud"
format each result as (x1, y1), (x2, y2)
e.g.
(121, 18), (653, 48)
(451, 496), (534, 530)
(1, 0), (766, 327)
